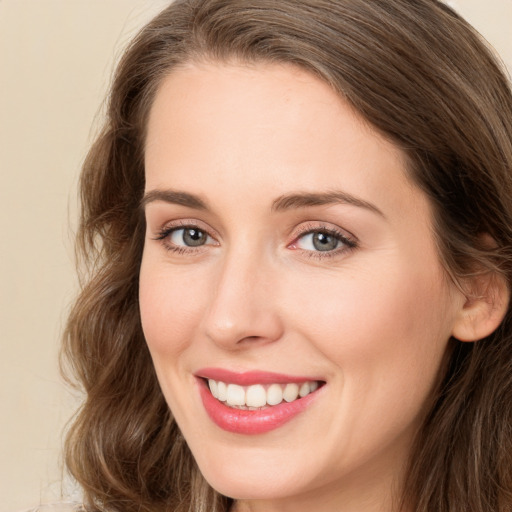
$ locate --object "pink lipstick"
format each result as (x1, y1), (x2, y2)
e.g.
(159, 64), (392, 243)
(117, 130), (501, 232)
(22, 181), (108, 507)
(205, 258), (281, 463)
(196, 368), (324, 435)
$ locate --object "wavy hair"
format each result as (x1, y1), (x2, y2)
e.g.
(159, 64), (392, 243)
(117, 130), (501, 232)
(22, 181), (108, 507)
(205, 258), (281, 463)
(62, 1), (512, 511)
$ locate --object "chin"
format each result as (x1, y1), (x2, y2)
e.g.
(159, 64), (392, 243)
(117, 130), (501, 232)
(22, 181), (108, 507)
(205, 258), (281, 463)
(205, 474), (295, 501)
(195, 450), (308, 500)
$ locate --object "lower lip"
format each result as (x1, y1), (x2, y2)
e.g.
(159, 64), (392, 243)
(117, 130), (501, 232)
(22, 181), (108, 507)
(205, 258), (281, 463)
(198, 379), (322, 435)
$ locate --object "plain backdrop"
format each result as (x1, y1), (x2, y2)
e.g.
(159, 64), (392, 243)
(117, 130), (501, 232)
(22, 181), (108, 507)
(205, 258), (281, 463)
(0, 1), (510, 511)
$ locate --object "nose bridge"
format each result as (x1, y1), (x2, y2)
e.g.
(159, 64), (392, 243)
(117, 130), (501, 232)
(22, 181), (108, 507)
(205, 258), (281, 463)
(202, 243), (283, 348)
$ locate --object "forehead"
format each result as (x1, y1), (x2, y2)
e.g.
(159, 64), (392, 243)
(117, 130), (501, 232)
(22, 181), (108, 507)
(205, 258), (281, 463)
(144, 61), (426, 222)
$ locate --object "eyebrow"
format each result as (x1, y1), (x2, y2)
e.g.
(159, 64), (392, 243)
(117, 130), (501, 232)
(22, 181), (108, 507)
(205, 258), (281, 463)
(141, 188), (385, 218)
(271, 190), (385, 217)
(140, 189), (208, 210)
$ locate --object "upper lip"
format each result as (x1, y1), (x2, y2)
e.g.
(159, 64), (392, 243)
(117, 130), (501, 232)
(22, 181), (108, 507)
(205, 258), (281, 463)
(195, 367), (324, 386)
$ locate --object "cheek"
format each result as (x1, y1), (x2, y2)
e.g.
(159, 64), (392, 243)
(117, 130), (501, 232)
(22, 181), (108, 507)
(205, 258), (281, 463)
(289, 260), (454, 397)
(280, 262), (456, 467)
(139, 257), (209, 357)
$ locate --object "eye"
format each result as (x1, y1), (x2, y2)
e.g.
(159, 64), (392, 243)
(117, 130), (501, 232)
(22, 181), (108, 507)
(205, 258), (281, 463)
(290, 225), (357, 256)
(297, 231), (342, 252)
(154, 223), (217, 253)
(169, 227), (210, 247)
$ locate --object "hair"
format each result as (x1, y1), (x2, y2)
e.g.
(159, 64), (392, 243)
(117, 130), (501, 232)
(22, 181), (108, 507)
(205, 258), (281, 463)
(62, 1), (512, 511)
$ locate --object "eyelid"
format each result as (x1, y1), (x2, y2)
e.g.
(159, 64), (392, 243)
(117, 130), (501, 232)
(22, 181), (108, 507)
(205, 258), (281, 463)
(288, 222), (358, 255)
(153, 218), (219, 238)
(150, 218), (358, 258)
(152, 218), (220, 252)
(292, 221), (357, 241)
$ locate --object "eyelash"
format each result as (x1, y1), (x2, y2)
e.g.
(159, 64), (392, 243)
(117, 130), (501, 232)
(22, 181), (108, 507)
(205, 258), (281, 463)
(154, 220), (215, 255)
(153, 221), (358, 259)
(290, 223), (358, 259)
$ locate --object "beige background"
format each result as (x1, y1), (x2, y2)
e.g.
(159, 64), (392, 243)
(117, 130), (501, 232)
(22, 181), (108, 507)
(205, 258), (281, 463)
(0, 1), (510, 511)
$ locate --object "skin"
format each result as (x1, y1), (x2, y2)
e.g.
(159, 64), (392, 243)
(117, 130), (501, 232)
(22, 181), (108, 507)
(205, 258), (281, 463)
(139, 61), (468, 512)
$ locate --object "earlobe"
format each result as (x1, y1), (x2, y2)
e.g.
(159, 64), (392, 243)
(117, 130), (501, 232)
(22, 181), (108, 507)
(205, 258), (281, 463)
(451, 272), (510, 342)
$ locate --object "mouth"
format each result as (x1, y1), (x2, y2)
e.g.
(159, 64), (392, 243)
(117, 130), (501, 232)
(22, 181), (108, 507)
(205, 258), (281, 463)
(195, 369), (325, 434)
(206, 378), (321, 409)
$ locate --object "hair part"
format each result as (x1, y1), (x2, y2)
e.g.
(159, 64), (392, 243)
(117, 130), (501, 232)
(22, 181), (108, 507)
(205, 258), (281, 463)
(62, 1), (512, 511)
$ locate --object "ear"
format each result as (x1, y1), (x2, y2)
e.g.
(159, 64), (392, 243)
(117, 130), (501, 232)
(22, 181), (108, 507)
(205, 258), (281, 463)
(451, 271), (510, 342)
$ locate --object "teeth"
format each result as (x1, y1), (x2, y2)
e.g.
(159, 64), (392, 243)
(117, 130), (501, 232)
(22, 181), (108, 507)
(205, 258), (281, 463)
(299, 382), (310, 397)
(267, 383), (283, 405)
(283, 383), (299, 402)
(226, 384), (245, 406)
(206, 378), (320, 408)
(246, 384), (267, 407)
(208, 379), (218, 399)
(217, 381), (227, 401)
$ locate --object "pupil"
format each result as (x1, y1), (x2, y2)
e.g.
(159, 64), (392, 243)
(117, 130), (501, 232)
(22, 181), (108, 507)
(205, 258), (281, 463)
(183, 229), (206, 247)
(312, 232), (337, 251)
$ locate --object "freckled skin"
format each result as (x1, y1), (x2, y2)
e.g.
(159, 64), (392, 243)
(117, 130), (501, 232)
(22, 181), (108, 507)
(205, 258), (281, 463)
(139, 62), (466, 512)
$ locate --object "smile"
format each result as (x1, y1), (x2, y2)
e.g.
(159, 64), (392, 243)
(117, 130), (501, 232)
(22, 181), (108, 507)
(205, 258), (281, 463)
(196, 369), (325, 434)
(207, 379), (319, 409)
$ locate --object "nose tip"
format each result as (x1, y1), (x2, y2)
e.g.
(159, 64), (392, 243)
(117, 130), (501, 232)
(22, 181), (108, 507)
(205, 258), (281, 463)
(201, 257), (284, 349)
(205, 312), (283, 349)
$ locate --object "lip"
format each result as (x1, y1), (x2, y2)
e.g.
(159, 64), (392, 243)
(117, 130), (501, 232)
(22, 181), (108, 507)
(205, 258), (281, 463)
(195, 368), (325, 435)
(196, 367), (321, 385)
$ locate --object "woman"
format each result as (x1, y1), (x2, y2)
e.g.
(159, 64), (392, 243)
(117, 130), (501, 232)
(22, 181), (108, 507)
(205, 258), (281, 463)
(62, 0), (512, 511)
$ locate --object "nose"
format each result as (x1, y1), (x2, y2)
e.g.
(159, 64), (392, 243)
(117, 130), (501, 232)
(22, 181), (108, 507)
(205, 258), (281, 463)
(201, 249), (284, 350)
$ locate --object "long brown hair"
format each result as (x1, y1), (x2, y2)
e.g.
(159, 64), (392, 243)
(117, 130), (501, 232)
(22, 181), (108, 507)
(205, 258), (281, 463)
(62, 1), (512, 511)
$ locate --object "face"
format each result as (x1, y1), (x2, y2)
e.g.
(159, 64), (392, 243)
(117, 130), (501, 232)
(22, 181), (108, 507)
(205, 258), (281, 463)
(140, 62), (465, 511)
